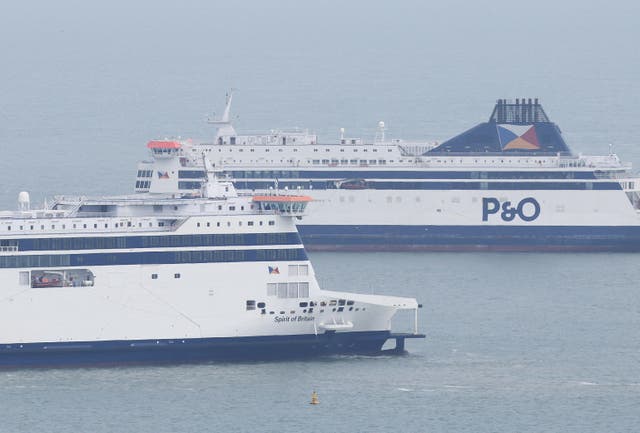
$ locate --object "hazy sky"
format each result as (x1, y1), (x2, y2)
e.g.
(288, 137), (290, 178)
(1, 0), (639, 201)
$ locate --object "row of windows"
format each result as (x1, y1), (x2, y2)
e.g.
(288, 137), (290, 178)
(178, 181), (202, 190)
(178, 170), (206, 179)
(212, 146), (392, 153)
(196, 220), (275, 228)
(287, 264), (309, 276)
(311, 159), (387, 166)
(266, 282), (310, 298)
(2, 232), (301, 252)
(136, 180), (151, 189)
(137, 170), (153, 178)
(1, 217), (277, 233)
(0, 248), (308, 268)
(229, 170), (597, 180)
(234, 180), (621, 191)
(2, 220), (165, 233)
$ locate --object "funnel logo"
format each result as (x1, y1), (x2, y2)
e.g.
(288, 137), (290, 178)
(497, 124), (540, 150)
(482, 197), (540, 222)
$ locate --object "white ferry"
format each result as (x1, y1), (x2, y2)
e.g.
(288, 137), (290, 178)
(136, 94), (640, 251)
(0, 164), (423, 368)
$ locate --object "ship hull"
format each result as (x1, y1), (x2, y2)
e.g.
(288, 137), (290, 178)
(0, 331), (393, 368)
(299, 224), (640, 252)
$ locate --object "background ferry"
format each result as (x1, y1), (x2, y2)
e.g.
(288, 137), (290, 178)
(135, 95), (640, 251)
(0, 166), (422, 368)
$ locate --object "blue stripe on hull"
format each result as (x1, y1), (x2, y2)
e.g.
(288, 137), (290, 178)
(298, 225), (640, 252)
(0, 331), (391, 369)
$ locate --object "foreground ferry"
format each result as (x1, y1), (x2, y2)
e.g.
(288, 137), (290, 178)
(0, 166), (423, 368)
(136, 96), (640, 251)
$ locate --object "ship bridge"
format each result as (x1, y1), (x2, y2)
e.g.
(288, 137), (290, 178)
(252, 195), (312, 215)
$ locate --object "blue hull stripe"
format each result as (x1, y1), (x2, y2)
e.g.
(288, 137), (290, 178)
(0, 331), (391, 368)
(298, 225), (640, 251)
(0, 248), (307, 269)
(3, 232), (302, 253)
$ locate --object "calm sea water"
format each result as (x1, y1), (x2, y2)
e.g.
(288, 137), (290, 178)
(1, 0), (640, 431)
(1, 253), (639, 432)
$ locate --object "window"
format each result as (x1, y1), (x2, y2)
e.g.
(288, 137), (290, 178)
(174, 273), (181, 279)
(267, 283), (277, 296)
(299, 282), (309, 297)
(151, 274), (158, 279)
(246, 300), (256, 311)
(288, 264), (298, 276)
(268, 221), (275, 226)
(287, 282), (298, 298)
(277, 283), (288, 298)
(288, 264), (308, 276)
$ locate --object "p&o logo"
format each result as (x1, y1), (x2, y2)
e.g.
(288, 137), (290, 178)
(482, 197), (540, 222)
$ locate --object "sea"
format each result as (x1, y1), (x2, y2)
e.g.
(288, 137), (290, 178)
(1, 0), (639, 432)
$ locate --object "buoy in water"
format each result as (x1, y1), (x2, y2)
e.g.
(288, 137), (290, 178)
(310, 391), (319, 405)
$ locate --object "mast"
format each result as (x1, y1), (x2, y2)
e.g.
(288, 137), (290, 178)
(207, 90), (237, 138)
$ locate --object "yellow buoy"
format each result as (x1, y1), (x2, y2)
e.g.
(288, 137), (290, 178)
(310, 391), (319, 405)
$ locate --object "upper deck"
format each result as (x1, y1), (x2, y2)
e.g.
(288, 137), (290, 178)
(139, 96), (632, 173)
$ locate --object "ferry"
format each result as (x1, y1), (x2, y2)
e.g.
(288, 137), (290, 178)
(0, 163), (423, 368)
(135, 95), (640, 251)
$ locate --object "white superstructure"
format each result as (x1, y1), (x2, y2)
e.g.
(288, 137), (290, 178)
(0, 167), (423, 367)
(135, 95), (640, 251)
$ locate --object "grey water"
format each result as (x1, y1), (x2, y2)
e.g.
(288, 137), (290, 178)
(1, 0), (640, 431)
